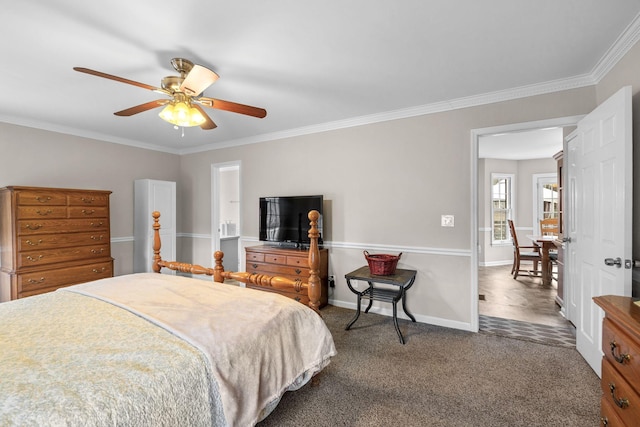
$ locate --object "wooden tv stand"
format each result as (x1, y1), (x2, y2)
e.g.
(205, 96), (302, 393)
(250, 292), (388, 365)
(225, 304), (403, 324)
(245, 245), (328, 307)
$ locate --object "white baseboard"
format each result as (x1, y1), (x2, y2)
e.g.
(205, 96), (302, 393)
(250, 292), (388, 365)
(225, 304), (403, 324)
(328, 298), (473, 332)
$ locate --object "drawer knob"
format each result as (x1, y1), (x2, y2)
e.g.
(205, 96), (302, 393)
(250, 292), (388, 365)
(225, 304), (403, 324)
(36, 209), (52, 216)
(91, 248), (104, 254)
(35, 196), (52, 203)
(25, 223), (42, 230)
(295, 269), (302, 275)
(26, 255), (44, 262)
(90, 222), (104, 228)
(82, 209), (96, 215)
(610, 341), (631, 364)
(81, 197), (95, 204)
(92, 267), (106, 273)
(608, 383), (629, 409)
(90, 235), (104, 241)
(25, 239), (43, 246)
(27, 277), (45, 284)
(252, 264), (258, 268)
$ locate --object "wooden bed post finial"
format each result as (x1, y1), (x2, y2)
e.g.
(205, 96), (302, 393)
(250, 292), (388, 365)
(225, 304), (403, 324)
(213, 251), (225, 283)
(152, 211), (162, 273)
(307, 210), (321, 313)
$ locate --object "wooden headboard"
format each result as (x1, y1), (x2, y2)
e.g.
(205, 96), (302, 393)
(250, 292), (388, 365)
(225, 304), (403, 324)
(151, 210), (323, 314)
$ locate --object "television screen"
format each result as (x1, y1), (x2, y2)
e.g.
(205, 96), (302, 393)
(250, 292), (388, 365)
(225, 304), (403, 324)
(259, 195), (323, 246)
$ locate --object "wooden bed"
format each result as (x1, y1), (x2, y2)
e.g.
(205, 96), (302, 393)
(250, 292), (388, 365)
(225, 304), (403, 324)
(0, 209), (335, 426)
(152, 209), (324, 313)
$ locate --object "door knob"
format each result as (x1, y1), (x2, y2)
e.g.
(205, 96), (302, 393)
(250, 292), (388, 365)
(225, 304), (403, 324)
(562, 237), (572, 243)
(604, 257), (622, 268)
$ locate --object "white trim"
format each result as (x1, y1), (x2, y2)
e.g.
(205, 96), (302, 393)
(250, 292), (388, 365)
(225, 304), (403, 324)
(176, 15), (640, 155)
(110, 236), (133, 243)
(177, 232), (210, 239)
(329, 299), (473, 332)
(5, 12), (639, 156)
(471, 116), (583, 335)
(479, 260), (513, 267)
(531, 172), (557, 231)
(180, 82), (596, 155)
(490, 172), (515, 245)
(178, 235), (472, 257)
(590, 12), (640, 82)
(211, 160), (242, 260)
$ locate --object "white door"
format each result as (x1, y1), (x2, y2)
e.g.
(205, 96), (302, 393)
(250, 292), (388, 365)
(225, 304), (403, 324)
(566, 86), (632, 376)
(133, 179), (176, 274)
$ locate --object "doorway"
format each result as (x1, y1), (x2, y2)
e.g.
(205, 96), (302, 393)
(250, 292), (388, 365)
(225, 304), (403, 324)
(212, 161), (241, 271)
(471, 116), (584, 335)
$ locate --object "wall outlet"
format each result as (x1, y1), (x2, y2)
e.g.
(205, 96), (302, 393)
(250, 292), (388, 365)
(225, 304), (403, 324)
(441, 214), (455, 227)
(328, 275), (335, 288)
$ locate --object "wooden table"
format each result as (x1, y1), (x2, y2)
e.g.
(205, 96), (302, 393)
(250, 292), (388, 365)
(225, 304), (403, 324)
(527, 235), (557, 286)
(344, 266), (417, 344)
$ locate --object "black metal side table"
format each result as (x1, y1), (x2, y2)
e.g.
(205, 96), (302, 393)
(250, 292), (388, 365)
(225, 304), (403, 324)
(344, 266), (417, 344)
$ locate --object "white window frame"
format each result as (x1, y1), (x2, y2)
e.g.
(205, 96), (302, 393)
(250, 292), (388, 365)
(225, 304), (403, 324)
(491, 173), (515, 245)
(531, 173), (558, 232)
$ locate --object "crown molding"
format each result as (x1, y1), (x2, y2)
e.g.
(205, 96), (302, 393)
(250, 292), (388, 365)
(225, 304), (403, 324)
(183, 14), (640, 154)
(7, 13), (640, 156)
(0, 114), (181, 155)
(591, 12), (640, 83)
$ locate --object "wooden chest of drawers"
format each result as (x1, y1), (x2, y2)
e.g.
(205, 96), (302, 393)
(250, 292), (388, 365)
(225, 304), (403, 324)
(0, 186), (113, 301)
(245, 245), (328, 307)
(593, 295), (640, 426)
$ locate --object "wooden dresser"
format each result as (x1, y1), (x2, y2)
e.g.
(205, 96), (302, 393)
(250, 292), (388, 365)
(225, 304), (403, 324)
(245, 245), (328, 307)
(0, 186), (113, 301)
(593, 295), (640, 426)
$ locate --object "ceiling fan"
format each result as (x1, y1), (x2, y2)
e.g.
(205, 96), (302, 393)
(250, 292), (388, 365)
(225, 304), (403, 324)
(73, 58), (267, 130)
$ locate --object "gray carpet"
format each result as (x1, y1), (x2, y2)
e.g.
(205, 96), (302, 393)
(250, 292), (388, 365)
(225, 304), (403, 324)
(258, 305), (600, 427)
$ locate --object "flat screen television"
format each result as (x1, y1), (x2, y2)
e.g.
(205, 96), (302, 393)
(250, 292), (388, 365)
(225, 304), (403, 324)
(259, 195), (323, 247)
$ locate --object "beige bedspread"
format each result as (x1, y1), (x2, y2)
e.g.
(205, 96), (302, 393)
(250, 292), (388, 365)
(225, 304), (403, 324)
(0, 290), (220, 426)
(0, 273), (336, 426)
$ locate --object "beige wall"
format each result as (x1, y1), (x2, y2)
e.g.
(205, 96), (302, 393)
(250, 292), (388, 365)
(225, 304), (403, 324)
(595, 40), (640, 265)
(178, 87), (596, 329)
(3, 36), (640, 328)
(0, 124), (180, 275)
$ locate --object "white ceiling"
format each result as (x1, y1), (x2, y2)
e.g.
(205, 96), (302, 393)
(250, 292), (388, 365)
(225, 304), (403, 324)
(479, 127), (564, 160)
(2, 1), (640, 154)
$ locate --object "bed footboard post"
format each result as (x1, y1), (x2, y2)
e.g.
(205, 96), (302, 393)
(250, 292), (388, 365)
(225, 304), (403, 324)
(152, 211), (162, 273)
(213, 251), (225, 283)
(307, 210), (322, 314)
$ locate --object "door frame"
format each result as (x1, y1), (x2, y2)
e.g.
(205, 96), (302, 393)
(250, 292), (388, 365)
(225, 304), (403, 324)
(470, 115), (584, 332)
(211, 160), (242, 262)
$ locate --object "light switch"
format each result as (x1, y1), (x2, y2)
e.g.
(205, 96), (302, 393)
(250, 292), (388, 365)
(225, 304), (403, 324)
(441, 215), (455, 227)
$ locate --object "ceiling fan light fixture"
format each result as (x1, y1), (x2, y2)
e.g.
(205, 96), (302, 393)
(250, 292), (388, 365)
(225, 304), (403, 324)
(180, 64), (220, 96)
(158, 100), (205, 127)
(158, 103), (175, 121)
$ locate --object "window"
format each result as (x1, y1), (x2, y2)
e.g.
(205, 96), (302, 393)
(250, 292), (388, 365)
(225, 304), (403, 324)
(541, 182), (559, 219)
(491, 173), (514, 244)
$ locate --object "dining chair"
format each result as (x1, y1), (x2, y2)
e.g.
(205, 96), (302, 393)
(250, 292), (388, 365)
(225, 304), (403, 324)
(539, 218), (559, 281)
(508, 219), (543, 279)
(539, 218), (559, 236)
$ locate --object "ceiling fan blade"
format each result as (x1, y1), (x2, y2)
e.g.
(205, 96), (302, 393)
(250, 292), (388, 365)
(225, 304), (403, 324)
(74, 67), (169, 95)
(192, 104), (217, 130)
(197, 97), (267, 118)
(114, 100), (169, 116)
(180, 65), (219, 97)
